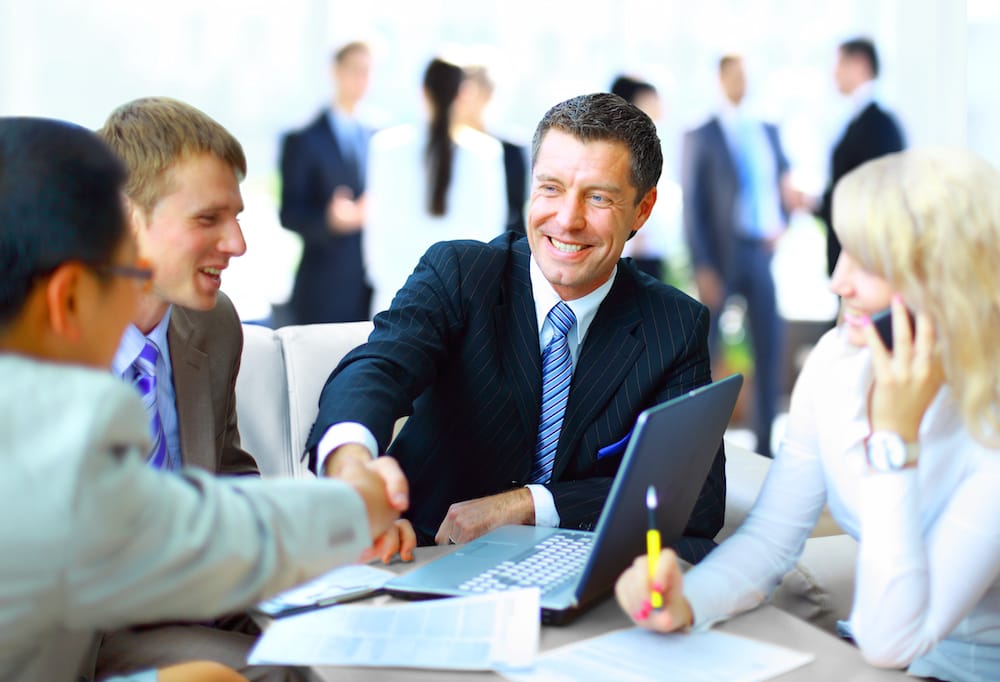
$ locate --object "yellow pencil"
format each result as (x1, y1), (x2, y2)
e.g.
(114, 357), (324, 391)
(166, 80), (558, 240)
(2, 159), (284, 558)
(646, 485), (663, 609)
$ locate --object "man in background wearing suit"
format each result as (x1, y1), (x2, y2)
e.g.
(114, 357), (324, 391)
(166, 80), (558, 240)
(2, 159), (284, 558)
(818, 37), (904, 276)
(682, 55), (790, 458)
(307, 92), (724, 564)
(280, 41), (373, 323)
(0, 116), (406, 682)
(94, 97), (291, 681)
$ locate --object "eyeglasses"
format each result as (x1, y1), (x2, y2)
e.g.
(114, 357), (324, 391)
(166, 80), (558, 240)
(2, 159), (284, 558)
(92, 260), (154, 293)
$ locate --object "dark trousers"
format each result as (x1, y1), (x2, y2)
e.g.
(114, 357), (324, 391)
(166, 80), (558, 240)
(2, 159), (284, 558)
(708, 239), (783, 458)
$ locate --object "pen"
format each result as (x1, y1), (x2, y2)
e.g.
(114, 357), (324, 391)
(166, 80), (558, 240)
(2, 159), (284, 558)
(646, 485), (663, 609)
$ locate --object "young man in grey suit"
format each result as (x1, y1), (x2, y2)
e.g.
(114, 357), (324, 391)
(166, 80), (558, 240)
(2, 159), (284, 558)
(308, 92), (724, 565)
(0, 117), (407, 682)
(95, 98), (307, 681)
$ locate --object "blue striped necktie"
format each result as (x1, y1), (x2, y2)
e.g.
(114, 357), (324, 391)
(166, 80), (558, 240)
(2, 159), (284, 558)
(132, 340), (169, 469)
(530, 301), (576, 484)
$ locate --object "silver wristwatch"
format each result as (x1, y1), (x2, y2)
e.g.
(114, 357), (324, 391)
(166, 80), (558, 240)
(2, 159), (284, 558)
(865, 431), (919, 472)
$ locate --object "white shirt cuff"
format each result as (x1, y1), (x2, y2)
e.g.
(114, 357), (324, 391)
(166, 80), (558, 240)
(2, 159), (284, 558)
(526, 484), (560, 527)
(317, 422), (378, 476)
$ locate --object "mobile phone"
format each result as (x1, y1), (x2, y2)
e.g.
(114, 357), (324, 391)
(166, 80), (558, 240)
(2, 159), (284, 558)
(871, 306), (915, 351)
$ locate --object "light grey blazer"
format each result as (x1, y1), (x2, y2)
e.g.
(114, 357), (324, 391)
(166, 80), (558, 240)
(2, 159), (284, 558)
(0, 355), (371, 682)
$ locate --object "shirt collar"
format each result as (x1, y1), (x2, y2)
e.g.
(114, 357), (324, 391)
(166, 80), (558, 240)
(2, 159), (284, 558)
(528, 255), (617, 348)
(111, 306), (173, 377)
(846, 80), (876, 120)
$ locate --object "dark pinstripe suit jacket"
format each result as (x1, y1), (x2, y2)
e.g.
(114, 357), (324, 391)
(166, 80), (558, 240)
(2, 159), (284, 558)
(306, 233), (724, 562)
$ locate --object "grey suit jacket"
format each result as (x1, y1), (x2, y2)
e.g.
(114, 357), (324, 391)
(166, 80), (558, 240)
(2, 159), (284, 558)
(0, 356), (370, 682)
(167, 292), (258, 476)
(681, 117), (788, 277)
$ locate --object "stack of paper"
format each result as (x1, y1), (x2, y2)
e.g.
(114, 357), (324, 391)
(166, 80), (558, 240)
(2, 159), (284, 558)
(249, 588), (540, 671)
(254, 564), (396, 618)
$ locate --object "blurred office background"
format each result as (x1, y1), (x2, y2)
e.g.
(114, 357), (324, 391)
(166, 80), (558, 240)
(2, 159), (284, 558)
(2, 0), (995, 450)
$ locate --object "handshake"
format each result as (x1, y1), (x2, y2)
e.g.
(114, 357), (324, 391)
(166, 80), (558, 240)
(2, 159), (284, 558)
(325, 443), (418, 564)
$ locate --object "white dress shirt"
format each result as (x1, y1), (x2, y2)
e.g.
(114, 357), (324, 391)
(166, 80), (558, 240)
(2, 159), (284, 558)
(318, 255), (618, 530)
(683, 328), (1000, 681)
(111, 308), (180, 470)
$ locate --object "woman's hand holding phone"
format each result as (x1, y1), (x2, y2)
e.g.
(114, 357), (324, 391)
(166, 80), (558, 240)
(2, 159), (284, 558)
(863, 296), (945, 442)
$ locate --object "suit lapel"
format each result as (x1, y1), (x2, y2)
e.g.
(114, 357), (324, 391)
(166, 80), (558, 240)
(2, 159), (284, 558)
(494, 242), (542, 473)
(707, 117), (739, 183)
(552, 269), (644, 479)
(168, 309), (214, 470)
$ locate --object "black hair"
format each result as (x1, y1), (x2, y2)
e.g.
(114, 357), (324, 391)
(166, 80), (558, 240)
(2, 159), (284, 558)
(531, 93), (662, 203)
(610, 75), (657, 106)
(840, 37), (880, 78)
(0, 117), (127, 326)
(422, 58), (464, 216)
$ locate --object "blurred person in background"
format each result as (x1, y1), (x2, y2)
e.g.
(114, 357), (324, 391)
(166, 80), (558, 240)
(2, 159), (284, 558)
(280, 41), (374, 324)
(452, 62), (529, 234)
(610, 76), (676, 283)
(363, 56), (506, 316)
(681, 55), (792, 457)
(618, 148), (1000, 682)
(817, 37), (904, 277)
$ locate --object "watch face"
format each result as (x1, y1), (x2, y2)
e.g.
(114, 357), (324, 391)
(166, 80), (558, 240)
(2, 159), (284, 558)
(867, 432), (908, 471)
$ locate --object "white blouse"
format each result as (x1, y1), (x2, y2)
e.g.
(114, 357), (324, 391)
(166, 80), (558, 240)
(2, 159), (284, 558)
(363, 123), (507, 317)
(684, 328), (1000, 682)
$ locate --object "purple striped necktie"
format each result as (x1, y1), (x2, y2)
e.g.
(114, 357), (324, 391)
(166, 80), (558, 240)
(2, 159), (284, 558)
(132, 340), (169, 469)
(530, 301), (576, 484)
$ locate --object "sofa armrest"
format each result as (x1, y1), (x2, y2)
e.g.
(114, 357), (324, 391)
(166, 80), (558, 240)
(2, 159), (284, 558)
(236, 324), (293, 476)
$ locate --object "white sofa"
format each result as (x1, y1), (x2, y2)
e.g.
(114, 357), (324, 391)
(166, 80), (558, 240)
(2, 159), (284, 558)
(235, 322), (857, 632)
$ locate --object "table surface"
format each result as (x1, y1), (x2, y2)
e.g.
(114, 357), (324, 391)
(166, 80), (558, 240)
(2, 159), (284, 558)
(293, 546), (910, 681)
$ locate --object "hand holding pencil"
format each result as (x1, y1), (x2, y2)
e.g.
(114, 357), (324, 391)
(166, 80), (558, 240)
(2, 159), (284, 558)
(613, 486), (694, 633)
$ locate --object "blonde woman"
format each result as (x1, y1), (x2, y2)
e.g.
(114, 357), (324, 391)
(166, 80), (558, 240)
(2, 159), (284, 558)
(615, 148), (1000, 682)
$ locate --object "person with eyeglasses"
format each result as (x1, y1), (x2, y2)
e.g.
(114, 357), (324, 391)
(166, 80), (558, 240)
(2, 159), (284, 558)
(0, 117), (408, 682)
(93, 98), (357, 681)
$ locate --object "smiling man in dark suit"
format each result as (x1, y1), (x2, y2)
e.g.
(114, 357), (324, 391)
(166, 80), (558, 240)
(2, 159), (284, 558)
(818, 37), (905, 276)
(308, 92), (723, 565)
(280, 41), (373, 323)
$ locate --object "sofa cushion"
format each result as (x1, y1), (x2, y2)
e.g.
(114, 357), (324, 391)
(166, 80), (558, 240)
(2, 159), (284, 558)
(236, 323), (292, 476)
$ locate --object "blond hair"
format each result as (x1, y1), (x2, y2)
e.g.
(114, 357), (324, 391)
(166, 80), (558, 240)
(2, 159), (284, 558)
(96, 97), (246, 214)
(833, 147), (1000, 446)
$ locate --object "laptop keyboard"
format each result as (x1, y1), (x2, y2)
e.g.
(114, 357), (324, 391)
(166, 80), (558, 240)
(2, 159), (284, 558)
(458, 532), (593, 595)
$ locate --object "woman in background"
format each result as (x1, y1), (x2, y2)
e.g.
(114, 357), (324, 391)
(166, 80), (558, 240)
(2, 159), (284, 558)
(615, 148), (1000, 682)
(363, 57), (506, 316)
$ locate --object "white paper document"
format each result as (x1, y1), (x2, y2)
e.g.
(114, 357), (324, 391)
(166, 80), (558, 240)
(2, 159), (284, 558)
(254, 563), (396, 617)
(501, 627), (814, 682)
(249, 588), (540, 670)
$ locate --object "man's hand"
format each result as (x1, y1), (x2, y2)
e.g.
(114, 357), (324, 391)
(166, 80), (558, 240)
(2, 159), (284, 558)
(335, 457), (404, 541)
(323, 442), (373, 478)
(434, 488), (535, 545)
(326, 186), (365, 234)
(361, 518), (417, 564)
(614, 548), (693, 632)
(693, 267), (724, 312)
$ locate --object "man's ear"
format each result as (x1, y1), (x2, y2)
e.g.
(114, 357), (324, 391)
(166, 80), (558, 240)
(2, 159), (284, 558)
(627, 186), (658, 241)
(44, 264), (86, 343)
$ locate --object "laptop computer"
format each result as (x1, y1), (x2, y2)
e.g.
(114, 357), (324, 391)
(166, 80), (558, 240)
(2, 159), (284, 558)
(384, 373), (744, 624)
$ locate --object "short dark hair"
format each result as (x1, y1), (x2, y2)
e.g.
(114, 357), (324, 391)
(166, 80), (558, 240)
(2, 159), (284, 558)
(610, 75), (657, 107)
(531, 92), (662, 203)
(840, 37), (879, 78)
(0, 117), (127, 326)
